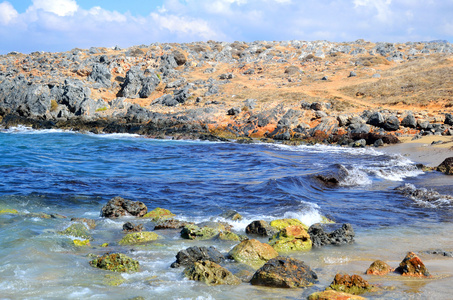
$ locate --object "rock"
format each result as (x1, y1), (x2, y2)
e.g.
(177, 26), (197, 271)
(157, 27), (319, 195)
(308, 223), (355, 247)
(89, 253), (139, 273)
(228, 239), (279, 269)
(349, 71), (357, 77)
(172, 50), (187, 66)
(395, 251), (430, 277)
(270, 218), (308, 231)
(122, 222), (143, 232)
(372, 73), (381, 78)
(243, 99), (256, 110)
(0, 208), (18, 215)
(219, 209), (243, 221)
(308, 290), (366, 300)
(118, 66), (160, 99)
(118, 231), (159, 245)
(373, 138), (384, 147)
(383, 116), (400, 131)
(321, 76), (328, 81)
(328, 273), (376, 295)
(71, 218), (96, 229)
(142, 207), (175, 221)
(227, 107), (241, 116)
(180, 224), (219, 240)
(366, 260), (394, 275)
(73, 239), (90, 246)
(445, 113), (453, 126)
(100, 196), (148, 218)
(154, 219), (194, 230)
(184, 260), (241, 286)
(171, 246), (225, 268)
(173, 87), (190, 104)
(284, 66), (300, 75)
(88, 63), (111, 88)
(424, 249), (453, 257)
(437, 157), (453, 175)
(367, 112), (384, 127)
(351, 139), (366, 148)
(218, 231), (241, 241)
(219, 73), (234, 80)
(58, 223), (92, 240)
(401, 113), (417, 128)
(246, 220), (276, 237)
(250, 256), (318, 288)
(395, 183), (453, 204)
(269, 225), (312, 252)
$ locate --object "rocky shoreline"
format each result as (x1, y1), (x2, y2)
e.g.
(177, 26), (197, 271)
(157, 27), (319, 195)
(1, 40), (452, 149)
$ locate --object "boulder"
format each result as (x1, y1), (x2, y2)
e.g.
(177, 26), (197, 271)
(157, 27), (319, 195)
(401, 114), (417, 128)
(366, 260), (394, 275)
(89, 253), (139, 273)
(154, 219), (194, 230)
(172, 50), (187, 66)
(445, 113), (453, 126)
(58, 223), (92, 240)
(246, 220), (276, 237)
(308, 290), (366, 300)
(308, 223), (355, 247)
(73, 239), (90, 246)
(118, 231), (159, 245)
(284, 66), (300, 75)
(122, 222), (143, 232)
(218, 231), (241, 241)
(383, 116), (400, 131)
(395, 251), (430, 277)
(100, 196), (148, 218)
(219, 209), (243, 221)
(228, 239), (279, 269)
(142, 207), (175, 221)
(437, 157), (453, 175)
(250, 256), (318, 288)
(367, 112), (384, 127)
(227, 107), (241, 116)
(328, 273), (376, 295)
(171, 246), (225, 268)
(269, 225), (312, 252)
(180, 224), (219, 240)
(118, 66), (160, 99)
(270, 219), (308, 231)
(88, 63), (111, 88)
(184, 260), (241, 286)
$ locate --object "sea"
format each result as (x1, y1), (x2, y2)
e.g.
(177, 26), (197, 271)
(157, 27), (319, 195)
(1, 127), (452, 300)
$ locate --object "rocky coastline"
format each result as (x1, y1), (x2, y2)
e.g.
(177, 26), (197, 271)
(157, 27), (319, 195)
(1, 40), (452, 150)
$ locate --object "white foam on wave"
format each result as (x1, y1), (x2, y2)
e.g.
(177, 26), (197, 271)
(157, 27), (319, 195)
(396, 183), (453, 208)
(1, 125), (73, 135)
(338, 166), (373, 186)
(269, 143), (385, 156)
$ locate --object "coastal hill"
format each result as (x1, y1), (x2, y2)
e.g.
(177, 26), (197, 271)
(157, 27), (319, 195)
(0, 40), (452, 146)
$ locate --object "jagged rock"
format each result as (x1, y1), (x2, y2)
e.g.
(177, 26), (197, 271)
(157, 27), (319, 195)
(125, 104), (155, 123)
(383, 116), (400, 131)
(143, 207), (175, 221)
(118, 231), (159, 245)
(228, 239), (278, 269)
(184, 260), (241, 286)
(395, 251), (430, 277)
(227, 107), (241, 116)
(154, 219), (194, 230)
(437, 157), (453, 175)
(366, 260), (394, 275)
(118, 66), (160, 99)
(308, 290), (366, 300)
(122, 222), (143, 232)
(269, 225), (312, 252)
(88, 63), (111, 88)
(328, 273), (376, 295)
(171, 246), (224, 268)
(90, 253), (139, 273)
(219, 209), (243, 221)
(401, 113), (417, 128)
(250, 256), (318, 288)
(308, 223), (355, 247)
(100, 196), (148, 218)
(245, 220), (276, 237)
(395, 183), (453, 204)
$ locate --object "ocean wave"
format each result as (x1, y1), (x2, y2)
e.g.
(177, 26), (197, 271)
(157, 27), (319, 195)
(1, 125), (73, 134)
(396, 183), (453, 208)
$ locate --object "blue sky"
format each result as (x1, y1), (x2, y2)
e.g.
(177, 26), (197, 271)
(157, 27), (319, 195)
(0, 0), (452, 54)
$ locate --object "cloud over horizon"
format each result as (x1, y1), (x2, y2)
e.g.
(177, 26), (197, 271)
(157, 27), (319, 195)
(0, 0), (451, 54)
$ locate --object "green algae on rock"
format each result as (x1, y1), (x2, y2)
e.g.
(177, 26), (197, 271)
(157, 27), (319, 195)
(58, 223), (92, 240)
(269, 225), (312, 252)
(228, 239), (278, 269)
(217, 231), (241, 241)
(180, 224), (219, 240)
(118, 231), (159, 245)
(0, 208), (18, 215)
(184, 260), (241, 286)
(308, 290), (366, 300)
(142, 207), (175, 221)
(73, 239), (91, 246)
(328, 273), (376, 295)
(90, 253), (139, 273)
(270, 218), (308, 231)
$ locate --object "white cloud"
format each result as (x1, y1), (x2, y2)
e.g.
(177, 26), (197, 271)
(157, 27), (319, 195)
(30, 0), (78, 17)
(0, 1), (18, 25)
(354, 0), (393, 22)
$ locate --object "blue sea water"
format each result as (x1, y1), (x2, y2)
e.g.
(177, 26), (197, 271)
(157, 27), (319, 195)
(1, 127), (452, 299)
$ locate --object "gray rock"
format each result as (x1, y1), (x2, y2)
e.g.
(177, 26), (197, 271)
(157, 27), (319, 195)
(401, 114), (417, 128)
(351, 139), (367, 147)
(119, 67), (160, 99)
(203, 68), (216, 74)
(245, 220), (276, 237)
(367, 112), (385, 127)
(372, 73), (381, 78)
(374, 139), (384, 147)
(348, 71), (357, 77)
(172, 50), (187, 66)
(383, 116), (400, 131)
(244, 99), (256, 110)
(445, 113), (453, 126)
(171, 246), (224, 268)
(227, 107), (241, 116)
(308, 223), (355, 247)
(88, 63), (111, 88)
(125, 104), (154, 123)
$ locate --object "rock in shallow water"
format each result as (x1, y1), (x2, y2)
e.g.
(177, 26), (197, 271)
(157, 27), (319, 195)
(90, 253), (139, 273)
(395, 251), (430, 277)
(171, 246), (224, 268)
(245, 220), (276, 237)
(328, 273), (376, 295)
(228, 239), (278, 269)
(366, 260), (394, 275)
(118, 231), (159, 245)
(184, 260), (241, 286)
(308, 290), (366, 300)
(437, 157), (453, 175)
(308, 223), (355, 247)
(100, 196), (148, 218)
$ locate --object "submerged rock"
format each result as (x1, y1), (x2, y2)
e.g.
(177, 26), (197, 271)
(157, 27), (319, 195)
(228, 239), (279, 269)
(395, 251), (430, 277)
(184, 260), (241, 286)
(269, 225), (312, 252)
(90, 253), (139, 273)
(100, 196), (148, 218)
(245, 220), (276, 237)
(122, 222), (143, 232)
(250, 256), (318, 288)
(328, 273), (376, 295)
(171, 246), (225, 268)
(395, 183), (453, 206)
(118, 231), (159, 245)
(71, 218), (96, 229)
(143, 207), (175, 221)
(308, 290), (366, 300)
(366, 260), (394, 275)
(308, 223), (354, 247)
(437, 157), (453, 175)
(58, 223), (92, 240)
(154, 219), (194, 230)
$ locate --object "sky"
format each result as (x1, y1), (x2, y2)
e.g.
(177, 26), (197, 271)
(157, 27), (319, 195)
(0, 0), (452, 54)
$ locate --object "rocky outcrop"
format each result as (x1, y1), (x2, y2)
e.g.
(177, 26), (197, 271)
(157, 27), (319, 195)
(184, 260), (241, 286)
(395, 252), (430, 277)
(118, 66), (160, 99)
(228, 239), (279, 269)
(365, 260), (394, 275)
(100, 196), (148, 218)
(219, 209), (243, 221)
(308, 223), (355, 247)
(171, 246), (225, 268)
(250, 256), (318, 288)
(90, 253), (139, 273)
